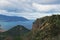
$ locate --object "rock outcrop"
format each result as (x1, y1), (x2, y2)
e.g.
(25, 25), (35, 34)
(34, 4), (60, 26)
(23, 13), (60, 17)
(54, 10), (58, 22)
(27, 15), (60, 40)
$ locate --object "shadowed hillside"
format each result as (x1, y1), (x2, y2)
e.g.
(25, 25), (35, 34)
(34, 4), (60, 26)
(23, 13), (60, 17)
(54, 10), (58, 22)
(0, 25), (30, 40)
(27, 15), (60, 40)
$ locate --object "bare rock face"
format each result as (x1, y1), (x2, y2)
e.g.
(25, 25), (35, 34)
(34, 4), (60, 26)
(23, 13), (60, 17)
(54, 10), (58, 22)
(27, 15), (60, 40)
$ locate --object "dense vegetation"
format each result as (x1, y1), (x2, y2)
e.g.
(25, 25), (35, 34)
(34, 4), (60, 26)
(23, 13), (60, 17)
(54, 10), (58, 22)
(27, 15), (60, 40)
(0, 25), (30, 40)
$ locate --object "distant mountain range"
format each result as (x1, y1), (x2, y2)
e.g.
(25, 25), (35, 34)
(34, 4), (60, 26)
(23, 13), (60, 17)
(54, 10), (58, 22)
(0, 20), (34, 30)
(0, 14), (34, 30)
(0, 14), (28, 22)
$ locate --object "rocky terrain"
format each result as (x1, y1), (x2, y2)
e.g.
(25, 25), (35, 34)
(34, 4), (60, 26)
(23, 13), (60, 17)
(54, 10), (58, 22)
(27, 15), (60, 40)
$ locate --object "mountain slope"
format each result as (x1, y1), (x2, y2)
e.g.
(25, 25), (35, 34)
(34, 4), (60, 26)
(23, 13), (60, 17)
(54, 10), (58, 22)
(0, 14), (28, 22)
(0, 25), (30, 40)
(0, 20), (34, 30)
(27, 15), (60, 40)
(6, 25), (30, 36)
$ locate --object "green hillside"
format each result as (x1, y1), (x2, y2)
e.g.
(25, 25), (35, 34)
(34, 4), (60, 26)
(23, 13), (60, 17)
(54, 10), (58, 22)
(27, 15), (60, 40)
(0, 25), (30, 40)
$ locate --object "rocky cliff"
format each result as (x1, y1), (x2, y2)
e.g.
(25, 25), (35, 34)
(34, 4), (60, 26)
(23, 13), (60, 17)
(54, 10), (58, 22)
(27, 15), (60, 40)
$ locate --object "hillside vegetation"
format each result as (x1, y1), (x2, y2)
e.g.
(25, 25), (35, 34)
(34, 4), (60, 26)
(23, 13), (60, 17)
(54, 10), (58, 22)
(27, 15), (60, 40)
(0, 25), (30, 40)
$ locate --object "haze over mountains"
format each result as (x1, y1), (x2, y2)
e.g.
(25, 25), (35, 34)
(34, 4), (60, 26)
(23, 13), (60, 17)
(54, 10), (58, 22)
(0, 14), (28, 22)
(0, 25), (30, 40)
(0, 14), (34, 30)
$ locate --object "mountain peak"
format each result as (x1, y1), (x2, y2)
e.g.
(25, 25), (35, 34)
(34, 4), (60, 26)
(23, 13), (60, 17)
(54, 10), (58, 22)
(0, 14), (28, 22)
(0, 25), (30, 40)
(6, 25), (30, 36)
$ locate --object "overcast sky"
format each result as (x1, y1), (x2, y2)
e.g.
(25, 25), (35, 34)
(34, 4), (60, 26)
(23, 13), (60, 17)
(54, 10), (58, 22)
(0, 0), (60, 19)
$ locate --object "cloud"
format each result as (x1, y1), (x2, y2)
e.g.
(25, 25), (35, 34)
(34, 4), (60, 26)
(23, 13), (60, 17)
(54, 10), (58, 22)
(33, 0), (60, 4)
(32, 3), (60, 13)
(0, 0), (35, 13)
(0, 0), (60, 19)
(0, 0), (60, 13)
(0, 9), (60, 19)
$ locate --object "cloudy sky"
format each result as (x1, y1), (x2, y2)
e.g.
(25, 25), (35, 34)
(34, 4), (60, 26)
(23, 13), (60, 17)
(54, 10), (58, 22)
(0, 0), (60, 19)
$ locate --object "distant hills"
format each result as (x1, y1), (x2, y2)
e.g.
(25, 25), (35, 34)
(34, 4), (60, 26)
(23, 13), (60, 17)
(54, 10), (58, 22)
(6, 25), (30, 36)
(0, 25), (30, 40)
(0, 20), (34, 30)
(0, 14), (28, 22)
(0, 14), (34, 30)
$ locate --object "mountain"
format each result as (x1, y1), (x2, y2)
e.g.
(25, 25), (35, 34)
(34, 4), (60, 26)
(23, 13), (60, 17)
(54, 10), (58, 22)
(0, 14), (34, 31)
(0, 14), (28, 22)
(0, 25), (30, 40)
(6, 25), (30, 36)
(0, 20), (34, 30)
(27, 15), (60, 40)
(1, 15), (60, 40)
